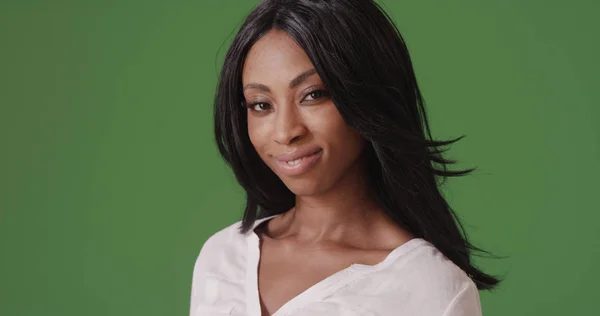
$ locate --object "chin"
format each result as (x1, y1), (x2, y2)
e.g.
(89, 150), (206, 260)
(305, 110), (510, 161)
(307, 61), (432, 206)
(280, 176), (326, 196)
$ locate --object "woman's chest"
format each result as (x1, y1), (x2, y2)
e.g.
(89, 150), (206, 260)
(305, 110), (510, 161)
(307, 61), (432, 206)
(257, 255), (352, 316)
(255, 238), (383, 316)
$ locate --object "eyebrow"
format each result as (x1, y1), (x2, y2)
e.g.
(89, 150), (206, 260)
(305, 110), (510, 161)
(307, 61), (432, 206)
(243, 68), (317, 93)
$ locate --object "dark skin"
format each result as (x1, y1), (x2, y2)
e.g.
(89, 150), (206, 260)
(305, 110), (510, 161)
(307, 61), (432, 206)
(242, 29), (414, 316)
(254, 207), (414, 316)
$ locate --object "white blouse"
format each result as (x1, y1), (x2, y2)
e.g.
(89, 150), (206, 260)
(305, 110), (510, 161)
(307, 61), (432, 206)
(189, 215), (482, 316)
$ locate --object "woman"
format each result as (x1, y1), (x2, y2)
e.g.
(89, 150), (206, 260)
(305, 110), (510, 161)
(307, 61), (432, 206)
(190, 0), (500, 315)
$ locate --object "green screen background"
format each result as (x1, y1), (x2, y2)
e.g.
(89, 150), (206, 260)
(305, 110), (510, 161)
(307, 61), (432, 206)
(1, 1), (598, 315)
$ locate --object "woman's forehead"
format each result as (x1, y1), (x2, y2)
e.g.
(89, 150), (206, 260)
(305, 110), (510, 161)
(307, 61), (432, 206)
(242, 30), (315, 84)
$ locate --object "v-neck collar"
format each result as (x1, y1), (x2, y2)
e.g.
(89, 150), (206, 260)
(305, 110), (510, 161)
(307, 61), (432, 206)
(244, 214), (427, 316)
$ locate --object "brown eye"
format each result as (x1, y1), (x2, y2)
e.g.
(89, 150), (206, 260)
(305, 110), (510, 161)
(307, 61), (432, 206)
(248, 102), (271, 112)
(302, 89), (329, 102)
(309, 91), (322, 99)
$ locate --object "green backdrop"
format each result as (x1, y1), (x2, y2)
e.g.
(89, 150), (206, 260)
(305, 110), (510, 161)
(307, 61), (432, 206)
(1, 1), (598, 315)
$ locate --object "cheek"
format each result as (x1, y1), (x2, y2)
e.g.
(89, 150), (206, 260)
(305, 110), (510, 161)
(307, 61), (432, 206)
(315, 109), (364, 160)
(314, 107), (359, 142)
(247, 115), (269, 156)
(336, 126), (364, 159)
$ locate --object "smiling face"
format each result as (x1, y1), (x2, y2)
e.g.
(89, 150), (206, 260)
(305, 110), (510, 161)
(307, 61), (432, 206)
(242, 29), (366, 196)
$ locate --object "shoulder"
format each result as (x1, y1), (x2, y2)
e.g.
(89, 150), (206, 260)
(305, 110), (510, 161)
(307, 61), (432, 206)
(188, 220), (248, 313)
(398, 240), (481, 314)
(354, 239), (482, 315)
(397, 239), (475, 292)
(191, 220), (248, 279)
(198, 220), (246, 253)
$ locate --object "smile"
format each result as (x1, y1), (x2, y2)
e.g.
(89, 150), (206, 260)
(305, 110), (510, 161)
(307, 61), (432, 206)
(274, 149), (323, 176)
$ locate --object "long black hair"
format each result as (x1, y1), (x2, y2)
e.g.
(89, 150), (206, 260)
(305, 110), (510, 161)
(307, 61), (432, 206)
(213, 0), (500, 290)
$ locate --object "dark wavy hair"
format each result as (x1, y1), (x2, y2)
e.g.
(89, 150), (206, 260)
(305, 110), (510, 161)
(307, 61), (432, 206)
(213, 0), (500, 290)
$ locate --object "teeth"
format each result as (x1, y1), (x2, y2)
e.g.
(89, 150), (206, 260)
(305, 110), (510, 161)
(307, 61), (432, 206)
(286, 157), (303, 165)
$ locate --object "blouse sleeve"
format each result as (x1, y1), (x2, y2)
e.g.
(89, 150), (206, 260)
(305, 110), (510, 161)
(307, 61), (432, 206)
(188, 234), (218, 316)
(442, 282), (483, 316)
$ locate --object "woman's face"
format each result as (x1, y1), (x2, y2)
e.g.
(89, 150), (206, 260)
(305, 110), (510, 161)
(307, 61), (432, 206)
(242, 29), (365, 196)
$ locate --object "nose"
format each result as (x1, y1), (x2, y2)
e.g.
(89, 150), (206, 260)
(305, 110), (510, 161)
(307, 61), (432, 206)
(272, 103), (307, 145)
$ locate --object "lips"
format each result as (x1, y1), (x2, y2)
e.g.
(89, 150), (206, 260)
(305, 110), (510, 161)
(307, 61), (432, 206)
(273, 146), (323, 162)
(272, 146), (323, 177)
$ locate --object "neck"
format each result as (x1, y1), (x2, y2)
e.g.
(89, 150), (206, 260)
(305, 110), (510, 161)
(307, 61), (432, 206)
(280, 155), (388, 244)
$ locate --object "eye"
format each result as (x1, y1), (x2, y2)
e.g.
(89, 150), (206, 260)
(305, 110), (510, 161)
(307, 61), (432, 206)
(302, 89), (329, 102)
(247, 102), (272, 113)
